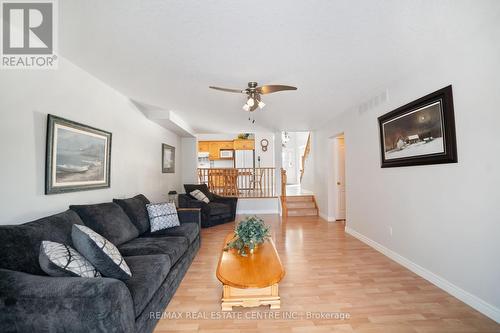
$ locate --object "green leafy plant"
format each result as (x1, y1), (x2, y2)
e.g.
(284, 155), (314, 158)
(237, 133), (251, 139)
(224, 216), (271, 256)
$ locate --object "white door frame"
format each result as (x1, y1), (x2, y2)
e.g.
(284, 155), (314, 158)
(327, 132), (346, 222)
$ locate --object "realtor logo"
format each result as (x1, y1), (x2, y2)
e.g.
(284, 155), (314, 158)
(1, 0), (58, 69)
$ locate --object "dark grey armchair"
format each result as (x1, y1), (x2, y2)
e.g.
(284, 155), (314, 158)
(178, 184), (237, 228)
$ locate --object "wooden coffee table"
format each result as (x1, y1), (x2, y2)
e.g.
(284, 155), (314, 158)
(216, 233), (285, 311)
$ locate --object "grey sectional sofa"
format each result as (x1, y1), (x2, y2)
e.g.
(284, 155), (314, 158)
(0, 195), (200, 333)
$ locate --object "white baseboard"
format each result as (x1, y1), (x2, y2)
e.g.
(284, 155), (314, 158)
(319, 211), (335, 222)
(345, 227), (500, 324)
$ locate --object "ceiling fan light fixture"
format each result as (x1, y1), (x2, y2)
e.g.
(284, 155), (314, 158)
(209, 81), (297, 117)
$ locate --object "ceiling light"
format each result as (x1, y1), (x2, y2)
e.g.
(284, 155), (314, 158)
(258, 101), (265, 109)
(247, 98), (255, 107)
(242, 104), (250, 111)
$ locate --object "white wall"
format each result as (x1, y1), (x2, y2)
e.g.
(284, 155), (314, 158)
(310, 16), (500, 321)
(181, 137), (198, 184)
(236, 198), (279, 215)
(197, 133), (239, 141)
(254, 132), (275, 167)
(0, 58), (182, 224)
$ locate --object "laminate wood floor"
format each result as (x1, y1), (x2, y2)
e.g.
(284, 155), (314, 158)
(154, 215), (499, 333)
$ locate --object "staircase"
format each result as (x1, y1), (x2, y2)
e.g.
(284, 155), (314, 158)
(299, 133), (311, 182)
(282, 195), (318, 217)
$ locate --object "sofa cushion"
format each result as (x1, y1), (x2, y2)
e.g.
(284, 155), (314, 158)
(113, 195), (151, 235)
(124, 255), (171, 317)
(118, 236), (188, 265)
(70, 202), (139, 245)
(146, 202), (180, 232)
(0, 210), (84, 275)
(72, 225), (132, 281)
(134, 194), (150, 206)
(143, 223), (199, 244)
(39, 241), (101, 278)
(208, 202), (231, 216)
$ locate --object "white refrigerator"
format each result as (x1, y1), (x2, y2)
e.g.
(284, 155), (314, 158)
(234, 150), (255, 168)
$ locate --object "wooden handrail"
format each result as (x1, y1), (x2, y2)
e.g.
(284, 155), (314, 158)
(280, 168), (287, 216)
(300, 133), (311, 182)
(280, 168), (287, 197)
(197, 168), (276, 198)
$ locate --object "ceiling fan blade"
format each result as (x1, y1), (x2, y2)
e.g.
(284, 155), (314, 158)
(257, 85), (297, 94)
(209, 86), (246, 93)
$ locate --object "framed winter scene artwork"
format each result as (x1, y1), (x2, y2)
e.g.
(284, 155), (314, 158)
(378, 85), (457, 168)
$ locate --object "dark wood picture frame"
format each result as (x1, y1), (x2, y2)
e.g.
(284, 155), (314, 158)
(378, 85), (457, 168)
(162, 143), (175, 173)
(45, 115), (112, 194)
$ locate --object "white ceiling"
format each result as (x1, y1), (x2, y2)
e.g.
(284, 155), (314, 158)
(59, 0), (499, 133)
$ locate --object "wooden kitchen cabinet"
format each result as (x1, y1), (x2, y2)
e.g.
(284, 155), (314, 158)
(233, 139), (255, 150)
(199, 139), (253, 160)
(209, 142), (220, 160)
(218, 141), (234, 150)
(198, 141), (210, 152)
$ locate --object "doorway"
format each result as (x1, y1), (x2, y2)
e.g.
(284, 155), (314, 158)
(334, 134), (346, 220)
(281, 131), (311, 195)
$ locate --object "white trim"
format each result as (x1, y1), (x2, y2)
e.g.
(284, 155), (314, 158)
(319, 211), (335, 222)
(345, 226), (500, 324)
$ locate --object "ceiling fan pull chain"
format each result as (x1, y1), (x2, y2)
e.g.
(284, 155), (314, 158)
(248, 110), (255, 124)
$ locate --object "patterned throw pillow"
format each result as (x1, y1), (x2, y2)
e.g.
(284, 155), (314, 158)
(72, 225), (131, 281)
(39, 241), (101, 278)
(190, 189), (210, 203)
(146, 202), (180, 232)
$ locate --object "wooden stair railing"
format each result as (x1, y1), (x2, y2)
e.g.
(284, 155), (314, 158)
(280, 168), (287, 197)
(280, 168), (287, 216)
(198, 168), (276, 198)
(300, 133), (311, 182)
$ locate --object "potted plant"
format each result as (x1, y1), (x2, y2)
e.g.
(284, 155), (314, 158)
(237, 133), (251, 140)
(225, 216), (271, 256)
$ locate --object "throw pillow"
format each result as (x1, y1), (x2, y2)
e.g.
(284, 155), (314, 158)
(113, 195), (150, 235)
(39, 240), (101, 278)
(190, 189), (210, 203)
(146, 202), (180, 232)
(72, 224), (131, 281)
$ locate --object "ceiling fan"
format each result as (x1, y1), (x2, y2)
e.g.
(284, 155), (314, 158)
(209, 81), (297, 112)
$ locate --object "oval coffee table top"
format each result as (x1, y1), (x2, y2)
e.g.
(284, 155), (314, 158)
(216, 233), (285, 289)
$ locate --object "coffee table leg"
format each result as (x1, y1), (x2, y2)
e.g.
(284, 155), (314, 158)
(270, 284), (280, 309)
(221, 284), (280, 311)
(221, 302), (233, 311)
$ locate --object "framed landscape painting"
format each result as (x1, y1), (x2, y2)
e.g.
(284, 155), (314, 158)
(45, 115), (112, 194)
(162, 143), (175, 173)
(378, 85), (457, 168)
